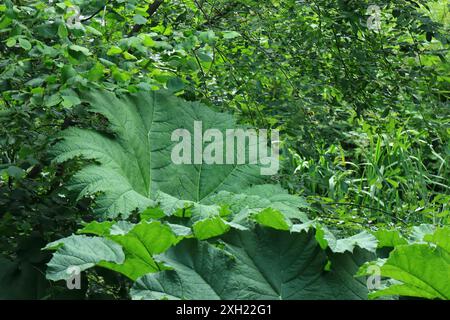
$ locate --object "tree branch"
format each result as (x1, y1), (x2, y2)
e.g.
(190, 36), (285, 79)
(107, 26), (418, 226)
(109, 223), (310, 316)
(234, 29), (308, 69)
(81, 1), (110, 22)
(129, 0), (164, 35)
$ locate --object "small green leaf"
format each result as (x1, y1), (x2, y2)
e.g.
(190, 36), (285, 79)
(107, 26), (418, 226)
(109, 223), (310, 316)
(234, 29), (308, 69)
(373, 229), (407, 248)
(6, 166), (25, 179)
(222, 31), (241, 39)
(79, 221), (114, 237)
(112, 68), (131, 82)
(61, 65), (77, 82)
(199, 30), (216, 44)
(69, 45), (91, 56)
(58, 23), (68, 38)
(167, 77), (185, 92)
(133, 14), (147, 25)
(18, 38), (31, 50)
(140, 34), (154, 47)
(100, 221), (178, 280)
(87, 62), (105, 81)
(45, 94), (62, 107)
(253, 208), (291, 230)
(192, 216), (230, 240)
(6, 37), (16, 47)
(0, 16), (12, 29)
(365, 244), (450, 300)
(86, 25), (102, 36)
(61, 95), (82, 109)
(197, 52), (213, 62)
(107, 46), (123, 55)
(123, 51), (137, 60)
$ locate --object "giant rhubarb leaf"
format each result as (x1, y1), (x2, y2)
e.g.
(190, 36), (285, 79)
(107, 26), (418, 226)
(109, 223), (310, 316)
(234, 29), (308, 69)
(359, 226), (450, 300)
(45, 235), (125, 281)
(51, 90), (265, 218)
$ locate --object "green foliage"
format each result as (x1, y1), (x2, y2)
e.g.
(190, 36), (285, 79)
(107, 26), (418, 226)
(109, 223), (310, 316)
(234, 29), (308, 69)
(131, 228), (373, 300)
(0, 0), (448, 300)
(46, 197), (377, 299)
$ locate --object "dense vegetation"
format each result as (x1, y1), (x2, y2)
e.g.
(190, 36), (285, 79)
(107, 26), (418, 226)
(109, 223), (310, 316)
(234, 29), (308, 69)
(0, 0), (449, 300)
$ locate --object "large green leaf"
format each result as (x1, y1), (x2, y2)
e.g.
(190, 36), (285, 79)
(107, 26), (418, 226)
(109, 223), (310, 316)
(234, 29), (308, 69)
(359, 227), (450, 300)
(366, 245), (450, 300)
(131, 240), (235, 300)
(131, 226), (373, 300)
(51, 90), (265, 218)
(424, 226), (450, 253)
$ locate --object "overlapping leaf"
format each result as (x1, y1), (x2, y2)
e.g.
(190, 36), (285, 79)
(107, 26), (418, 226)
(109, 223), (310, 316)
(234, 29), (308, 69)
(79, 220), (183, 280)
(131, 226), (374, 300)
(45, 204), (378, 294)
(315, 226), (378, 253)
(45, 235), (125, 281)
(142, 184), (310, 239)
